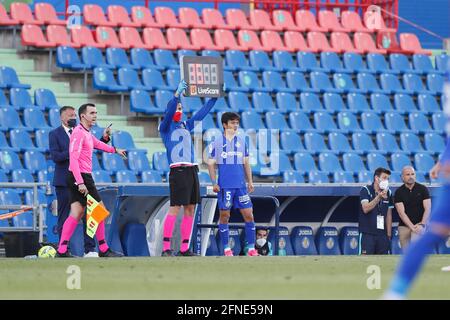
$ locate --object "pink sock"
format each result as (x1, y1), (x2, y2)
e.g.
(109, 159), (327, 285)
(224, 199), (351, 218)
(57, 216), (78, 254)
(180, 215), (194, 252)
(163, 214), (177, 251)
(96, 221), (109, 253)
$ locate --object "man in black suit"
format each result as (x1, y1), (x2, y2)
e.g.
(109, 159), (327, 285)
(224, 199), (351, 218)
(49, 106), (111, 257)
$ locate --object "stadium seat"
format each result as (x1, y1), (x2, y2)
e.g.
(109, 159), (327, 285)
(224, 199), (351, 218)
(351, 132), (377, 154)
(320, 52), (350, 73)
(394, 93), (419, 114)
(0, 150), (23, 173)
(83, 4), (115, 27)
(330, 32), (364, 54)
(304, 133), (328, 153)
(295, 10), (326, 32)
(23, 108), (50, 130)
(0, 107), (27, 131)
(294, 152), (317, 173)
(180, 96), (202, 113)
(367, 53), (399, 74)
(283, 171), (305, 183)
(191, 28), (224, 51)
(376, 132), (404, 154)
(0, 3), (18, 26)
(313, 112), (341, 133)
(118, 27), (152, 50)
(315, 226), (341, 255)
(12, 210), (33, 227)
(130, 48), (161, 70)
(153, 49), (179, 69)
(241, 111), (265, 130)
(435, 54), (449, 73)
(427, 74), (444, 95)
(262, 71), (295, 94)
(413, 54), (441, 75)
(178, 7), (205, 29)
(95, 26), (128, 49)
(403, 73), (431, 94)
(336, 111), (362, 133)
(237, 30), (267, 51)
(166, 28), (200, 51)
(0, 67), (30, 90)
(0, 91), (11, 109)
(333, 73), (364, 94)
(10, 129), (44, 152)
(400, 133), (425, 153)
(142, 28), (176, 50)
(141, 170), (163, 183)
(289, 111), (317, 132)
(409, 112), (433, 133)
(118, 68), (148, 91)
(81, 47), (114, 69)
(310, 72), (343, 93)
(249, 51), (280, 72)
(280, 131), (304, 154)
(391, 153), (412, 172)
(216, 228), (241, 256)
(399, 33), (432, 55)
(389, 53), (420, 74)
(10, 2), (43, 25)
(431, 112), (445, 132)
(267, 227), (294, 256)
(152, 152), (169, 174)
(108, 5), (140, 27)
(346, 93), (369, 113)
(273, 51), (301, 72)
(48, 108), (60, 127)
(318, 10), (350, 32)
(272, 10), (302, 31)
(328, 132), (353, 153)
(318, 152), (343, 173)
(93, 68), (128, 92)
(102, 153), (128, 174)
(371, 93), (394, 113)
(354, 32), (386, 54)
(414, 153), (435, 173)
(323, 93), (347, 113)
(290, 226), (317, 255)
(339, 226), (359, 255)
(343, 153), (366, 173)
(357, 73), (389, 94)
(154, 90), (175, 110)
(129, 90), (160, 114)
(92, 170), (112, 184)
(11, 168), (34, 184)
(261, 31), (292, 52)
(276, 92), (299, 112)
(357, 171), (372, 183)
(380, 73), (413, 95)
(424, 133), (445, 154)
(131, 6), (162, 28)
(22, 23), (57, 47)
(342, 53), (370, 74)
(307, 32), (339, 53)
(116, 170), (138, 183)
(341, 11), (371, 33)
(384, 112), (409, 134)
(249, 9), (282, 31)
(142, 68), (172, 91)
(71, 25), (104, 48)
(226, 8), (257, 30)
(308, 170), (329, 183)
(112, 131), (145, 152)
(34, 88), (59, 110)
(225, 50), (256, 72)
(284, 31), (315, 53)
(0, 131), (18, 152)
(121, 223), (150, 256)
(300, 93), (324, 112)
(154, 7), (188, 29)
(47, 25), (79, 48)
(286, 71), (318, 94)
(238, 71), (270, 92)
(367, 153), (390, 172)
(202, 8), (233, 30)
(227, 91), (250, 112)
(265, 111), (289, 130)
(297, 52), (326, 72)
(10, 88), (41, 110)
(24, 189), (46, 206)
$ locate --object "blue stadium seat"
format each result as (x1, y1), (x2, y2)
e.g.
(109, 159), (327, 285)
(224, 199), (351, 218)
(130, 48), (163, 70)
(116, 170), (138, 183)
(309, 71), (343, 93)
(351, 132), (378, 154)
(0, 107), (26, 131)
(223, 71), (248, 93)
(380, 73), (413, 95)
(265, 111), (290, 131)
(201, 50), (221, 58)
(205, 229), (219, 256)
(402, 73), (430, 95)
(391, 227), (402, 254)
(376, 132), (404, 154)
(141, 170), (163, 183)
(249, 50), (281, 72)
(10, 88), (40, 110)
(216, 228), (241, 256)
(142, 68), (172, 91)
(193, 114), (215, 132)
(238, 71), (271, 92)
(412, 54), (441, 75)
(357, 171), (372, 183)
(409, 112), (433, 133)
(152, 152), (169, 174)
(121, 223), (150, 256)
(415, 171), (427, 183)
(431, 112), (445, 132)
(166, 69), (181, 90)
(228, 91), (251, 112)
(361, 112), (385, 134)
(333, 73), (364, 93)
(81, 46), (114, 69)
(297, 52), (325, 72)
(267, 227), (294, 256)
(320, 52), (349, 73)
(0, 90), (12, 109)
(289, 111), (317, 132)
(90, 126), (105, 140)
(262, 152), (292, 175)
(291, 226), (317, 255)
(37, 169), (53, 185)
(210, 97), (230, 111)
(328, 132), (353, 153)
(225, 50), (257, 71)
(390, 170), (405, 183)
(153, 49), (179, 69)
(347, 93), (371, 113)
(367, 153), (390, 171)
(286, 71), (319, 93)
(257, 128), (280, 154)
(117, 67), (150, 90)
(323, 93), (346, 113)
(343, 153), (366, 173)
(394, 93), (419, 114)
(308, 171), (329, 183)
(0, 131), (18, 152)
(313, 112), (341, 133)
(0, 169), (7, 182)
(391, 153), (412, 172)
(241, 111), (265, 130)
(283, 171), (305, 183)
(436, 236), (450, 254)
(280, 131), (304, 153)
(276, 92), (299, 112)
(273, 50), (303, 72)
(294, 152), (317, 173)
(400, 133), (425, 153)
(102, 153), (128, 173)
(389, 53), (420, 74)
(154, 90), (174, 110)
(177, 49), (196, 60)
(127, 150), (151, 174)
(12, 169), (34, 183)
(300, 93), (324, 112)
(92, 170), (112, 183)
(304, 133), (328, 153)
(339, 226), (359, 255)
(93, 67), (128, 92)
(0, 150), (23, 173)
(427, 74), (444, 95)
(435, 53), (448, 73)
(252, 92), (277, 112)
(262, 71), (296, 93)
(384, 112), (409, 133)
(10, 129), (45, 152)
(315, 226), (341, 255)
(337, 111), (362, 133)
(112, 131), (145, 152)
(56, 46), (88, 70)
(0, 66), (30, 89)
(106, 48), (136, 69)
(333, 171), (355, 183)
(318, 152), (343, 173)
(34, 88), (59, 110)
(24, 190), (46, 206)
(424, 133), (445, 154)
(371, 93), (394, 113)
(367, 53), (399, 74)
(48, 108), (61, 127)
(23, 108), (51, 130)
(130, 90), (161, 114)
(356, 73), (388, 94)
(414, 153), (435, 173)
(343, 53), (370, 73)
(24, 151), (47, 173)
(91, 154), (102, 171)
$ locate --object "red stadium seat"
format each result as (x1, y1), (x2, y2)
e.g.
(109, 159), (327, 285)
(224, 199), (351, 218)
(142, 27), (177, 50)
(330, 32), (364, 54)
(35, 3), (66, 25)
(307, 32), (340, 53)
(131, 6), (162, 28)
(400, 33), (432, 55)
(237, 30), (267, 51)
(0, 3), (18, 26)
(272, 10), (302, 31)
(249, 9), (282, 31)
(179, 7), (205, 29)
(95, 27), (129, 49)
(363, 10), (396, 33)
(341, 11), (371, 33)
(71, 25), (105, 48)
(318, 10), (351, 32)
(83, 4), (116, 27)
(108, 5), (140, 27)
(21, 24), (55, 47)
(11, 3), (43, 25)
(154, 7), (188, 28)
(214, 29), (245, 50)
(261, 30), (292, 52)
(47, 25), (80, 48)
(226, 8), (258, 30)
(295, 10), (327, 32)
(354, 32), (387, 54)
(202, 9), (233, 30)
(166, 28), (200, 51)
(119, 27), (152, 50)
(376, 32), (413, 55)
(284, 31), (315, 52)
(191, 28), (224, 50)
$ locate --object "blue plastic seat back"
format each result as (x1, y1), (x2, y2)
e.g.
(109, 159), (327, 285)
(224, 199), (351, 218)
(435, 53), (449, 72)
(274, 51), (297, 70)
(371, 93), (393, 112)
(252, 92), (276, 112)
(343, 53), (366, 72)
(286, 71), (311, 91)
(414, 152), (435, 173)
(432, 112), (445, 131)
(427, 74), (444, 93)
(409, 112), (432, 132)
(361, 112), (384, 132)
(343, 152), (366, 172)
(265, 111), (289, 130)
(333, 73), (358, 91)
(337, 111), (361, 131)
(130, 48), (157, 69)
(328, 132), (352, 152)
(267, 226), (294, 256)
(384, 112), (408, 132)
(318, 152), (343, 172)
(313, 112), (338, 131)
(102, 152), (128, 173)
(249, 50), (273, 69)
(389, 53), (413, 73)
(23, 108), (49, 129)
(280, 131), (304, 153)
(380, 73), (405, 92)
(9, 129), (36, 150)
(34, 88), (59, 109)
(300, 92), (324, 112)
(391, 153), (412, 172)
(321, 52), (344, 71)
(241, 111), (265, 130)
(106, 48), (131, 68)
(323, 93), (346, 112)
(24, 150), (47, 172)
(376, 132), (401, 153)
(141, 170), (163, 183)
(154, 90), (173, 109)
(308, 171), (329, 183)
(116, 170), (138, 183)
(304, 132), (328, 152)
(276, 92), (299, 112)
(297, 52), (320, 70)
(283, 170), (305, 183)
(289, 111), (314, 131)
(238, 71), (263, 90)
(12, 169), (34, 183)
(263, 71), (289, 90)
(153, 49), (177, 68)
(121, 223), (150, 256)
(82, 46), (108, 67)
(127, 150), (151, 173)
(152, 152), (169, 173)
(347, 93), (370, 112)
(92, 170), (112, 183)
(315, 226), (341, 255)
(310, 71), (335, 91)
(400, 133), (424, 152)
(424, 133), (445, 153)
(367, 153), (390, 172)
(291, 226), (317, 255)
(339, 226), (359, 255)
(412, 54), (435, 74)
(403, 73), (426, 92)
(294, 152), (317, 173)
(112, 131), (137, 150)
(228, 91), (251, 111)
(357, 73), (382, 91)
(166, 69), (180, 89)
(142, 68), (167, 88)
(48, 108), (61, 127)
(118, 67), (143, 88)
(333, 171), (355, 183)
(0, 150), (23, 172)
(367, 53), (391, 73)
(226, 50), (250, 70)
(394, 93), (417, 113)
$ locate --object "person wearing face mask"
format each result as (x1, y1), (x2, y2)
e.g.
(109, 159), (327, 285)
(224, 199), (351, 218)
(159, 80), (218, 257)
(359, 167), (394, 255)
(244, 228), (272, 256)
(48, 105), (112, 258)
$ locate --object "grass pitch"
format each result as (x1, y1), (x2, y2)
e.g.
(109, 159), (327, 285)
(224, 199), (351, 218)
(0, 255), (449, 300)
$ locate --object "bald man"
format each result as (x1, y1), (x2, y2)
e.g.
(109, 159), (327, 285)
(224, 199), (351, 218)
(394, 166), (431, 249)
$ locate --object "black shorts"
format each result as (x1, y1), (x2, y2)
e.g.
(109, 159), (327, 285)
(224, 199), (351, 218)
(169, 165), (200, 206)
(67, 172), (101, 206)
(360, 233), (391, 255)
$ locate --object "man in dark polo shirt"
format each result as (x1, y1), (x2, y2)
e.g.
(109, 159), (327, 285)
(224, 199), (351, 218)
(394, 166), (431, 249)
(359, 167), (393, 255)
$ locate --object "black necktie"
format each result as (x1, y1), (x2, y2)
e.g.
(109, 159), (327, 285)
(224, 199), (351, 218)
(68, 129), (73, 135)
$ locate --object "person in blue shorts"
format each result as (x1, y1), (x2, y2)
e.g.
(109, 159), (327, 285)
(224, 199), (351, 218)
(207, 112), (258, 256)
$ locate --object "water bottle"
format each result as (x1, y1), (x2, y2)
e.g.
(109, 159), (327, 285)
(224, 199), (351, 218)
(24, 255), (38, 259)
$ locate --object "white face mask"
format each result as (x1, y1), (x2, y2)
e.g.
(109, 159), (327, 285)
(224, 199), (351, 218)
(379, 179), (389, 190)
(256, 238), (267, 247)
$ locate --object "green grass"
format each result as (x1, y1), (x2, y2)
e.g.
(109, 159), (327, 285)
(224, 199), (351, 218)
(0, 256), (449, 300)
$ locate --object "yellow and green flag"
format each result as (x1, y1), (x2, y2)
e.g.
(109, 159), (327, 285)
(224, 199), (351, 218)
(86, 194), (110, 238)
